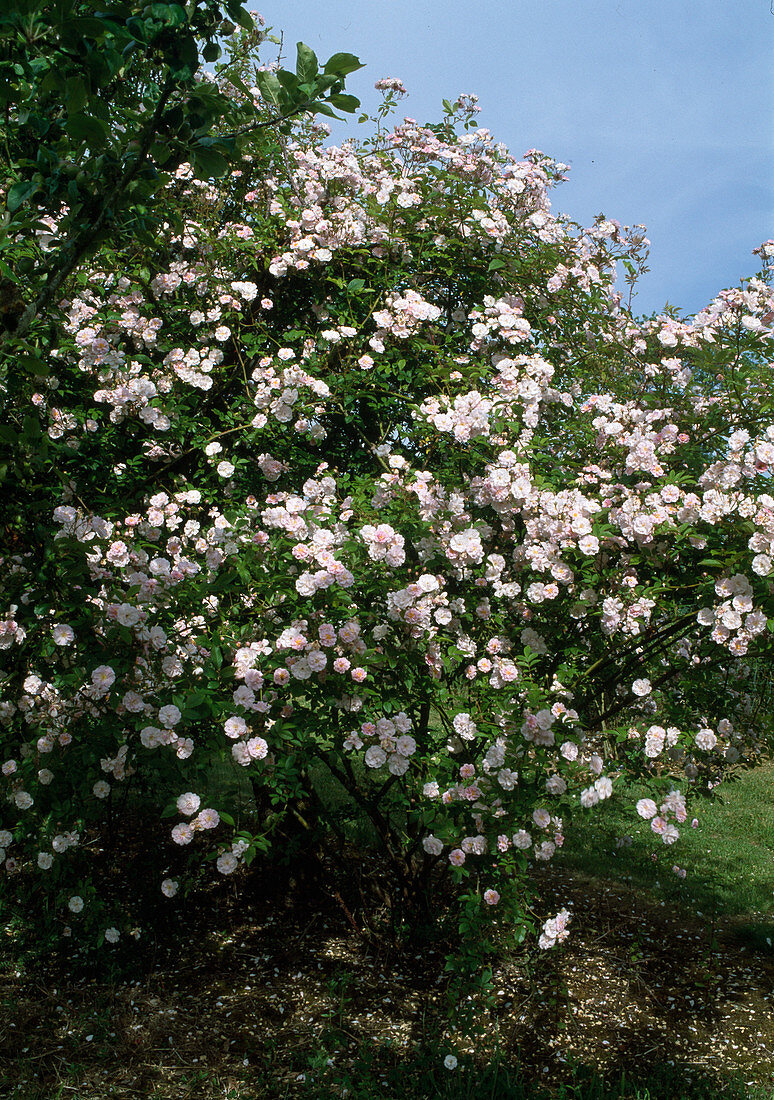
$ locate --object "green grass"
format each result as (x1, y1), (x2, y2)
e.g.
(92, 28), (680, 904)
(296, 1042), (774, 1100)
(8, 1059), (773, 1100)
(556, 763), (774, 920)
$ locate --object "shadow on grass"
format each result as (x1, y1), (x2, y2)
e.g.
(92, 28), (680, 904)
(299, 1043), (774, 1100)
(554, 766), (774, 929)
(557, 827), (774, 934)
(3, 854), (774, 1100)
(3, 762), (774, 1099)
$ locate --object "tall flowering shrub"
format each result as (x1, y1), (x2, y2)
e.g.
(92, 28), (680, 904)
(2, 77), (774, 953)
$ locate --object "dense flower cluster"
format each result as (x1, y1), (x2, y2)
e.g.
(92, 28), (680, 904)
(1, 80), (773, 954)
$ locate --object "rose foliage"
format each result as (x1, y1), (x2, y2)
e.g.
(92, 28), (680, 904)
(2, 36), (774, 960)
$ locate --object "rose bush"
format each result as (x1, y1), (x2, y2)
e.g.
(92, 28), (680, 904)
(1, 33), (773, 961)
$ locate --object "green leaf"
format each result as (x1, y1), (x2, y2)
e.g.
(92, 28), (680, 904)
(276, 70), (300, 92)
(309, 73), (337, 94)
(296, 42), (318, 85)
(64, 76), (88, 116)
(169, 32), (199, 78)
(149, 140), (173, 165)
(126, 16), (148, 42)
(193, 146), (228, 179)
(225, 0), (255, 30)
(6, 180), (37, 213)
(328, 92), (359, 113)
(220, 70), (254, 100)
(41, 70), (64, 95)
(18, 355), (48, 375)
(148, 3), (187, 26)
(347, 278), (365, 292)
(254, 70), (282, 107)
(21, 414), (41, 441)
(488, 258), (506, 271)
(66, 113), (108, 148)
(219, 810), (235, 827)
(323, 52), (364, 77)
(234, 7), (256, 30)
(308, 101), (339, 119)
(68, 15), (117, 38)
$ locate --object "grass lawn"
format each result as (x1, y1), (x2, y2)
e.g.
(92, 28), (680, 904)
(556, 762), (774, 925)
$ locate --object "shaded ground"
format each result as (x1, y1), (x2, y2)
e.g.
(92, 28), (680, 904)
(1, 863), (773, 1099)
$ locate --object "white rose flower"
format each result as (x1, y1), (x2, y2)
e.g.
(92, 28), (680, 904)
(176, 792), (201, 816)
(422, 835), (443, 856)
(92, 665), (116, 690)
(364, 746), (386, 769)
(217, 852), (238, 874)
(158, 704), (182, 727)
(695, 728), (717, 751)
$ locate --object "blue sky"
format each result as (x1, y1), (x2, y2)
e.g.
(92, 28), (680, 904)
(260, 0), (773, 318)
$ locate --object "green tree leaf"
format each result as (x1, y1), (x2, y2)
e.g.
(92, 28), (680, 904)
(296, 42), (318, 84)
(323, 52), (364, 77)
(193, 146), (229, 179)
(66, 113), (109, 148)
(6, 180), (37, 213)
(328, 93), (359, 113)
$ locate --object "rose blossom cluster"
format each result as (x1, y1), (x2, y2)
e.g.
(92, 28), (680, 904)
(2, 85), (773, 953)
(347, 712), (416, 775)
(539, 908), (572, 950)
(636, 790), (688, 845)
